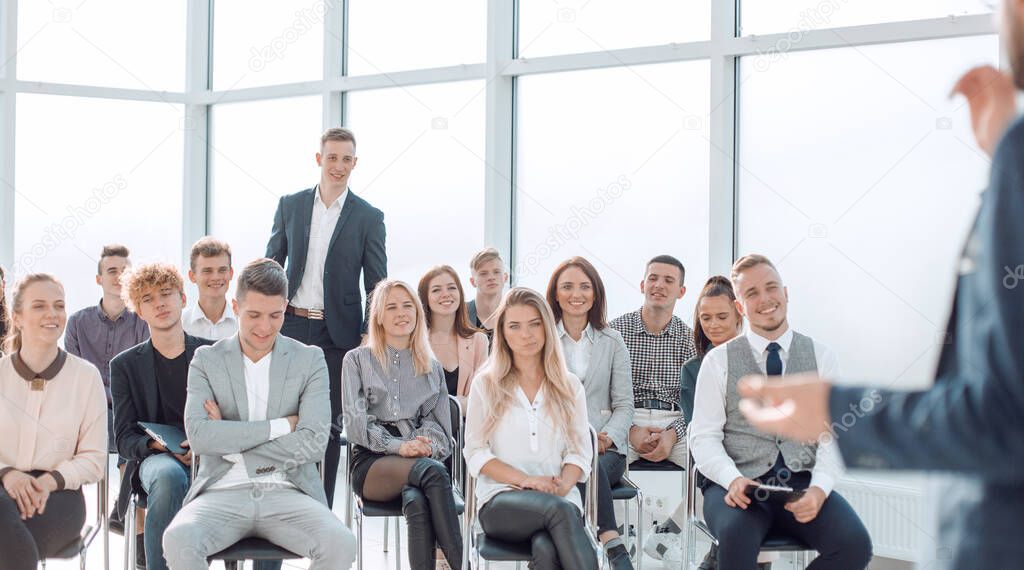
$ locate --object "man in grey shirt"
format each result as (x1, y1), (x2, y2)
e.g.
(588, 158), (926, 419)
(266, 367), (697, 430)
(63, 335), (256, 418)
(65, 244), (149, 451)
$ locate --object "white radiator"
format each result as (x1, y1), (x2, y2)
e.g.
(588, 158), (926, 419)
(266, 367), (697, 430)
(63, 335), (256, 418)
(835, 472), (927, 562)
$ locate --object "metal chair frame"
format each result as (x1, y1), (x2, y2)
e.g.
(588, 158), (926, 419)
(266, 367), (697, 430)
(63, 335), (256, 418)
(41, 452), (109, 570)
(683, 451), (813, 568)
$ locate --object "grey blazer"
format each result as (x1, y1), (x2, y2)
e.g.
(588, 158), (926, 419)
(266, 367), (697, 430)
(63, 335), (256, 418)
(577, 327), (634, 455)
(182, 334), (331, 506)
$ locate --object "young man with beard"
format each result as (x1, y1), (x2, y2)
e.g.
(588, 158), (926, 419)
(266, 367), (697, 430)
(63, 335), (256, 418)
(689, 255), (871, 569)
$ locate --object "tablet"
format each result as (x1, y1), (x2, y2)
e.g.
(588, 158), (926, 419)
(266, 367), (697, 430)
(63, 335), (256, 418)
(746, 483), (806, 503)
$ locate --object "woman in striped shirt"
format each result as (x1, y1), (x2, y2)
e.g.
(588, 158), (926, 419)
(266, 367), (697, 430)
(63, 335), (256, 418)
(342, 279), (462, 570)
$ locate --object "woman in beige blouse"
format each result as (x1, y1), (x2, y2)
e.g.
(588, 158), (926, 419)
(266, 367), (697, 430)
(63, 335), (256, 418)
(0, 274), (107, 570)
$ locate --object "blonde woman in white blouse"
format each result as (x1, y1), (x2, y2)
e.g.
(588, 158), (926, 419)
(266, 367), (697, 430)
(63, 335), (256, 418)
(464, 288), (597, 570)
(0, 274), (106, 570)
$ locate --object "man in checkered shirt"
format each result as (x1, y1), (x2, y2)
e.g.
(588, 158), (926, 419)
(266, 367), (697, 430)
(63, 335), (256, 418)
(610, 254), (697, 564)
(609, 254), (696, 467)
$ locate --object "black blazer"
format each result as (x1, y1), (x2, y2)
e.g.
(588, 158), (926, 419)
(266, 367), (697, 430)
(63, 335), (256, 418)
(110, 334), (213, 518)
(829, 117), (1024, 567)
(266, 187), (387, 350)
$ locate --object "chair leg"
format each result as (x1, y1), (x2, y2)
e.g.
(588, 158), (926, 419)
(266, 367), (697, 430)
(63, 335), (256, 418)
(382, 516), (389, 552)
(636, 491), (644, 570)
(124, 498), (136, 570)
(394, 517), (401, 570)
(356, 511), (363, 570)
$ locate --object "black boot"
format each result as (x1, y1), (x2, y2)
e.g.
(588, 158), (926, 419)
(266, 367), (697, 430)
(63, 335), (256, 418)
(408, 458), (463, 570)
(402, 485), (437, 570)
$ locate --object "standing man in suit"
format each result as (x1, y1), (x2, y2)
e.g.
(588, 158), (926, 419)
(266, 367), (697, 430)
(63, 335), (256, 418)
(111, 263), (213, 570)
(737, 3), (1024, 567)
(163, 259), (356, 570)
(266, 127), (387, 507)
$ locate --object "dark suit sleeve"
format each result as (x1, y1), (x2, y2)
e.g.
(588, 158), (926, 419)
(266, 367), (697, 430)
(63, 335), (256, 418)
(360, 208), (387, 333)
(266, 195), (288, 266)
(829, 126), (1024, 482)
(110, 354), (154, 462)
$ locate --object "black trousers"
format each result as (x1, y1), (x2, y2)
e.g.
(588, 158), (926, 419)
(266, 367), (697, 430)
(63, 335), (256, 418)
(0, 488), (85, 570)
(577, 451), (626, 536)
(280, 313), (351, 509)
(479, 490), (598, 570)
(702, 458), (872, 569)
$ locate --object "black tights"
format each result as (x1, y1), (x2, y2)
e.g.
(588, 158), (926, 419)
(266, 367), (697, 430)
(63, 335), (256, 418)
(363, 456), (463, 570)
(0, 488), (85, 570)
(479, 490), (598, 570)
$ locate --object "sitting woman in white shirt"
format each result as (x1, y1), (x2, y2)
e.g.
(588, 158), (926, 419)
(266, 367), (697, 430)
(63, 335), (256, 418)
(342, 279), (462, 570)
(463, 287), (597, 570)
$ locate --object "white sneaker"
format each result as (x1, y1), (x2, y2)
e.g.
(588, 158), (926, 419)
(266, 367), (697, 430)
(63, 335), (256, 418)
(643, 530), (681, 561)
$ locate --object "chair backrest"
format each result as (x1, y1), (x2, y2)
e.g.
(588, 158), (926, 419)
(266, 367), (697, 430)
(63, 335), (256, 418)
(447, 394), (464, 489)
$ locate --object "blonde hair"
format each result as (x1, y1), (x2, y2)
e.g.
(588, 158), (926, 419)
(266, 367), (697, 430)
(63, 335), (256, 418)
(469, 247), (504, 273)
(4, 273), (64, 354)
(189, 236), (232, 271)
(477, 288), (579, 454)
(367, 279), (433, 376)
(730, 254), (778, 285)
(120, 263), (185, 313)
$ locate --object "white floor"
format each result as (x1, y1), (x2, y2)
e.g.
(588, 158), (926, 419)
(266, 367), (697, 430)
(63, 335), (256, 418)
(42, 459), (912, 569)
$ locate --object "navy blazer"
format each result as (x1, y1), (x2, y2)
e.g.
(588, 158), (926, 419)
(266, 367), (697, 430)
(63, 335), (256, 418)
(109, 333), (213, 519)
(829, 117), (1024, 567)
(266, 187), (387, 350)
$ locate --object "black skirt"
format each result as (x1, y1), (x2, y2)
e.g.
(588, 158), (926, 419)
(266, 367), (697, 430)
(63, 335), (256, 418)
(350, 423), (404, 497)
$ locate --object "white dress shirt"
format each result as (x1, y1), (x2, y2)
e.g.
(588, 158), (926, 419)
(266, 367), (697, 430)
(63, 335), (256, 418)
(209, 352), (294, 490)
(291, 186), (348, 310)
(687, 327), (844, 496)
(557, 321), (595, 379)
(181, 303), (238, 341)
(464, 375), (593, 514)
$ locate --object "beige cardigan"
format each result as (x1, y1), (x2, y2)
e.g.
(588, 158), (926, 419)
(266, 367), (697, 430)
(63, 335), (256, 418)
(0, 353), (107, 490)
(455, 332), (490, 397)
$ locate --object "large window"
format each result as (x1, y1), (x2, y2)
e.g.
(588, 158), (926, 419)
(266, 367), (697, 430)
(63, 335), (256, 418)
(346, 80), (486, 288)
(213, 0), (325, 90)
(741, 0), (991, 35)
(518, 0), (709, 57)
(736, 35), (998, 388)
(515, 61), (711, 321)
(13, 95), (184, 313)
(209, 96), (323, 287)
(17, 1), (186, 90)
(347, 0), (486, 74)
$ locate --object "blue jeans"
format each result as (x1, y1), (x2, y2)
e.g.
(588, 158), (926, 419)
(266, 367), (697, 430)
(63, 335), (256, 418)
(139, 453), (190, 570)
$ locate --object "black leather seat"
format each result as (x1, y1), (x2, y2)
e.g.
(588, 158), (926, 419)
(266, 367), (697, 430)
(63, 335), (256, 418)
(209, 537), (301, 563)
(611, 482), (639, 500)
(759, 532), (811, 552)
(476, 534), (534, 561)
(628, 458), (684, 472)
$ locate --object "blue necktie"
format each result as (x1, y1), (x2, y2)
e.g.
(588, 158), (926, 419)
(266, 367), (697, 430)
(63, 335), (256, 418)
(766, 342), (782, 376)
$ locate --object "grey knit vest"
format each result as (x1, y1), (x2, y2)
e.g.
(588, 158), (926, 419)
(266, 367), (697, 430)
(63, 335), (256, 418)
(724, 332), (819, 478)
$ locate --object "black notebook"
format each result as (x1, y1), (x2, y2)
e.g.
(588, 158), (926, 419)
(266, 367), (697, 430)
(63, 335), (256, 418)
(138, 422), (188, 455)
